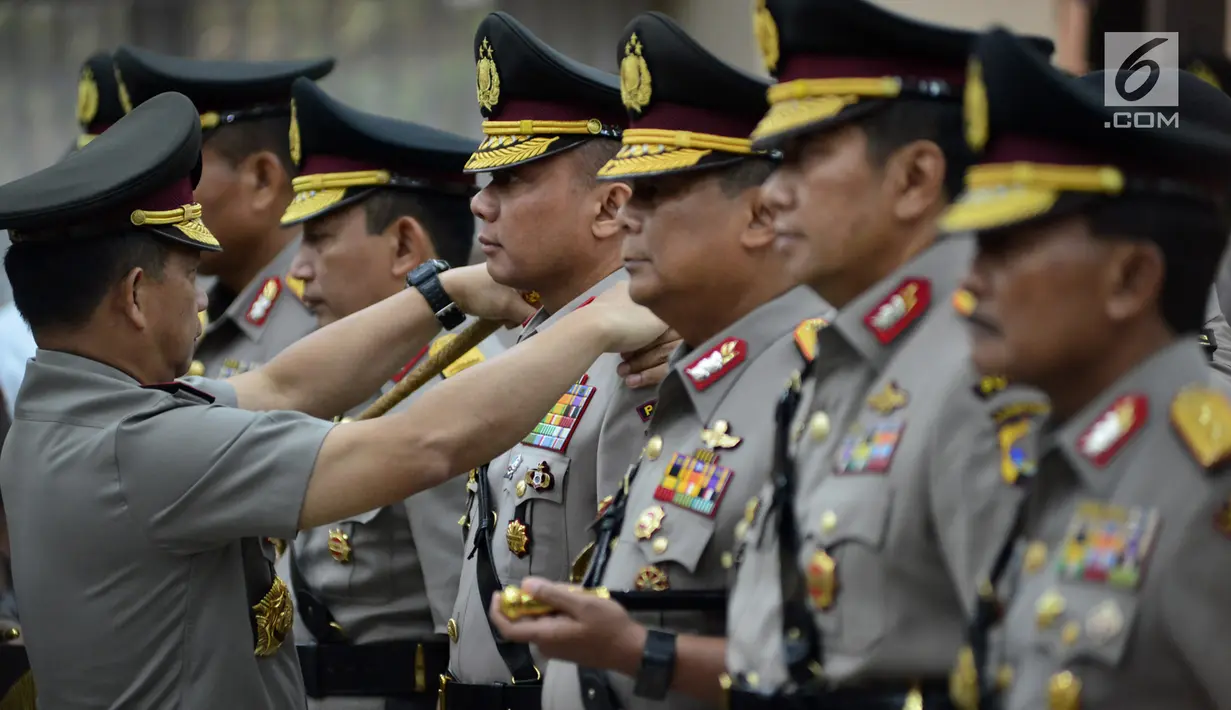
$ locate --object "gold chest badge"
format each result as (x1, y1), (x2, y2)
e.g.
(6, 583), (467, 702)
(328, 529), (351, 563)
(252, 576), (294, 657)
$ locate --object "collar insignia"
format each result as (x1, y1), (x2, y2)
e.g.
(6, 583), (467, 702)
(1077, 394), (1147, 467)
(684, 337), (747, 391)
(246, 277), (283, 326)
(863, 278), (931, 345)
(793, 317), (829, 362)
(637, 399), (657, 422)
(1171, 386), (1231, 469)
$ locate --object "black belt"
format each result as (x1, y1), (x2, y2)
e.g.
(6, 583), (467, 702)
(729, 680), (954, 710)
(298, 639), (448, 701)
(438, 672), (542, 710)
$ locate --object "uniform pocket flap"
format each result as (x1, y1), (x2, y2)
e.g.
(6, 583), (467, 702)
(502, 447), (569, 506)
(633, 504), (715, 574)
(812, 482), (893, 549)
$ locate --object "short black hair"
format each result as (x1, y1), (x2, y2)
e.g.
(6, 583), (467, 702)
(4, 232), (169, 332)
(859, 98), (970, 200)
(204, 115), (294, 174)
(571, 138), (623, 186)
(361, 188), (476, 269)
(716, 158), (777, 197)
(1085, 194), (1229, 335)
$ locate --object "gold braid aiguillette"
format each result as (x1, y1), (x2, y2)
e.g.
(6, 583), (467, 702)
(499, 584), (611, 620)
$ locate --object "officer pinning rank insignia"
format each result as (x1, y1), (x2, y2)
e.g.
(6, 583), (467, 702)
(654, 421), (740, 518)
(1171, 387), (1231, 468)
(863, 278), (931, 345)
(1056, 501), (1159, 590)
(246, 277), (283, 326)
(521, 375), (595, 453)
(684, 337), (747, 390)
(1077, 394), (1147, 467)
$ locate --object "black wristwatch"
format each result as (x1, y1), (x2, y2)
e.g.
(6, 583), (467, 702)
(633, 629), (677, 700)
(406, 259), (464, 330)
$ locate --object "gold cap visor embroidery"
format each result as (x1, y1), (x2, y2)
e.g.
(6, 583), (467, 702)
(751, 77), (902, 143)
(281, 170), (392, 225)
(941, 162), (1125, 233)
(597, 128), (753, 179)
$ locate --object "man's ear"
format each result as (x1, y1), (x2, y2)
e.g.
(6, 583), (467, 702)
(886, 140), (947, 223)
(592, 181), (632, 241)
(741, 184), (777, 250)
(388, 214), (438, 279)
(243, 151), (292, 215)
(1105, 241), (1165, 323)
(117, 266), (151, 331)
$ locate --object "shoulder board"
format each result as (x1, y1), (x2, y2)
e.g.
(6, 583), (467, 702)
(1171, 386), (1231, 470)
(246, 277), (283, 326)
(284, 273), (306, 303)
(430, 334), (488, 379)
(973, 375), (1010, 399)
(793, 317), (829, 363)
(142, 381), (216, 404)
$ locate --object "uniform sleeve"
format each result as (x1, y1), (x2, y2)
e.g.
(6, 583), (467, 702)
(113, 398), (334, 554)
(926, 372), (1041, 617)
(1161, 481), (1231, 706)
(179, 376), (238, 407)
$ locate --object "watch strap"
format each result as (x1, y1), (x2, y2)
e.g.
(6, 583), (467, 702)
(633, 628), (676, 700)
(408, 261), (465, 330)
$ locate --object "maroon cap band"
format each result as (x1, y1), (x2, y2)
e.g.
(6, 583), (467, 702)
(778, 55), (967, 87)
(628, 102), (761, 139)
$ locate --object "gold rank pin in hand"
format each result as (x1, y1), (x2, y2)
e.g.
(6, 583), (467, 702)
(500, 585), (611, 620)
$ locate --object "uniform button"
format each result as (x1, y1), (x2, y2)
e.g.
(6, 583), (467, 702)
(746, 671), (760, 689)
(1048, 671), (1081, 710)
(721, 552), (734, 569)
(809, 412), (831, 441)
(447, 618), (458, 643)
(1060, 621), (1080, 646)
(1023, 541), (1047, 574)
(820, 510), (838, 533)
(515, 480), (527, 497)
(645, 435), (664, 460)
(734, 520), (749, 541)
(1035, 589), (1065, 628)
(1085, 600), (1124, 643)
(995, 665), (1013, 690)
(187, 360), (205, 377)
(652, 537), (668, 555)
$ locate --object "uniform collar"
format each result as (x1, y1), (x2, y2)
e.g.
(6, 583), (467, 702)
(663, 286), (829, 426)
(203, 236), (304, 343)
(1048, 339), (1207, 496)
(29, 349), (138, 386)
(517, 268), (628, 342)
(825, 234), (973, 373)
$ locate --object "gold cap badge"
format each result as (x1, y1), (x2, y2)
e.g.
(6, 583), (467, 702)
(620, 33), (652, 113)
(964, 59), (989, 152)
(78, 67), (99, 126)
(114, 67), (133, 114)
(289, 99), (302, 166)
(753, 0), (780, 73)
(476, 37), (501, 112)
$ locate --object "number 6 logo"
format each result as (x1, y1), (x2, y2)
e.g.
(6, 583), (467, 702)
(1115, 37), (1170, 102)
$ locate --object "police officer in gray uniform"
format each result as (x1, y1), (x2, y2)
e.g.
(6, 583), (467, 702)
(720, 2), (1050, 707)
(113, 45), (333, 379)
(279, 77), (505, 709)
(490, 13), (828, 710)
(944, 30), (1231, 710)
(0, 92), (668, 709)
(438, 13), (657, 710)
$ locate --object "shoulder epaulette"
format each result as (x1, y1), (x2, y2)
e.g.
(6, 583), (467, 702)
(1171, 386), (1231, 469)
(793, 317), (829, 363)
(245, 277), (283, 326)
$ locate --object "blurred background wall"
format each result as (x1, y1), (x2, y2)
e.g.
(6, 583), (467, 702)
(0, 0), (1224, 301)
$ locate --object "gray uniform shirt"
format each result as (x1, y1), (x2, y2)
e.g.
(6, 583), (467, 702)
(727, 235), (1047, 692)
(2, 350), (333, 709)
(194, 237), (317, 379)
(989, 340), (1231, 710)
(541, 286), (829, 710)
(448, 269), (650, 684)
(290, 321), (506, 710)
